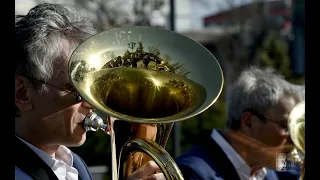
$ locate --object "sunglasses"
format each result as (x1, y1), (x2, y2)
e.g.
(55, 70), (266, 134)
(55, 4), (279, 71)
(29, 78), (82, 103)
(246, 109), (288, 130)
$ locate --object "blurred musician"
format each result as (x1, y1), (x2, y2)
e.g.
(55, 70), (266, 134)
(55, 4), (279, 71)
(176, 66), (302, 180)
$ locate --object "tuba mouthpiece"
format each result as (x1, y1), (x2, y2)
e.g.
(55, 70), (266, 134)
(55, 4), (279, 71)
(84, 112), (108, 132)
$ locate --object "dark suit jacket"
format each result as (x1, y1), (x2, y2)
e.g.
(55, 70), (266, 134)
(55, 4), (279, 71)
(15, 136), (93, 180)
(175, 132), (300, 180)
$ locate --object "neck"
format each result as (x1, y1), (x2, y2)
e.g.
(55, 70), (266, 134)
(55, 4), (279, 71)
(221, 129), (264, 171)
(15, 133), (59, 158)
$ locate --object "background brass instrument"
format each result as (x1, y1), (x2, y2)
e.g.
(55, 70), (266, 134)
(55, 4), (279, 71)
(288, 101), (305, 180)
(68, 26), (224, 179)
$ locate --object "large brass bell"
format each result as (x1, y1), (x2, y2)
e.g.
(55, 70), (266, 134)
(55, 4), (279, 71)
(68, 26), (224, 180)
(288, 101), (305, 180)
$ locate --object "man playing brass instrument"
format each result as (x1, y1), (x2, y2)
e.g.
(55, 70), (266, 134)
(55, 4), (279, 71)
(15, 3), (164, 180)
(176, 66), (302, 180)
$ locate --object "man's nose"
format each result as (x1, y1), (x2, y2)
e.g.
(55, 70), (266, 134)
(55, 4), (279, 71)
(81, 101), (95, 109)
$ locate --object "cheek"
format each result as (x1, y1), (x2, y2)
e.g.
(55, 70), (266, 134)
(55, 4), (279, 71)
(252, 124), (274, 142)
(61, 105), (84, 134)
(41, 104), (81, 135)
(265, 126), (288, 146)
(34, 93), (71, 120)
(270, 125), (287, 138)
(252, 123), (266, 135)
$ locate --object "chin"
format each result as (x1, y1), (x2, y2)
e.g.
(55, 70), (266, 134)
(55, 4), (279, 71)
(68, 134), (87, 147)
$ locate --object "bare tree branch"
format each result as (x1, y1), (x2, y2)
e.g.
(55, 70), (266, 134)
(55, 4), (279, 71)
(73, 0), (165, 30)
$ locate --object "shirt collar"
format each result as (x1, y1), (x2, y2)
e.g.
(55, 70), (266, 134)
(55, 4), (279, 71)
(210, 129), (267, 180)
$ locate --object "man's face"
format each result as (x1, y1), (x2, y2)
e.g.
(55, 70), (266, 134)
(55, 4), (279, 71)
(236, 95), (298, 168)
(249, 95), (297, 147)
(15, 43), (93, 147)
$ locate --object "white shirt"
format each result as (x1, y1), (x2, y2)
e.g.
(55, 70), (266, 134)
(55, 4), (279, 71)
(211, 129), (267, 180)
(15, 136), (79, 180)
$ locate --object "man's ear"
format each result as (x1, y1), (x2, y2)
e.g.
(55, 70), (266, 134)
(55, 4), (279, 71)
(240, 112), (253, 134)
(15, 76), (33, 113)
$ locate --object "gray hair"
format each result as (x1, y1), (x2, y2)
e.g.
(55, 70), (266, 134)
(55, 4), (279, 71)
(293, 84), (305, 101)
(226, 66), (297, 129)
(15, 3), (97, 90)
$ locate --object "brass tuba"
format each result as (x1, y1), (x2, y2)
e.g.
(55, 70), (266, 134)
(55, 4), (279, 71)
(68, 26), (224, 180)
(288, 100), (305, 180)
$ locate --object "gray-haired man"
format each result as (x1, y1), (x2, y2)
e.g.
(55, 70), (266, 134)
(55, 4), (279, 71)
(15, 3), (164, 180)
(176, 66), (302, 180)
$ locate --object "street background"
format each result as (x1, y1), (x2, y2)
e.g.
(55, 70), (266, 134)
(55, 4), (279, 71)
(16, 0), (305, 179)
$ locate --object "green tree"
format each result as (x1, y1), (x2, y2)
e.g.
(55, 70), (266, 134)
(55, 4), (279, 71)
(253, 30), (304, 84)
(177, 85), (227, 153)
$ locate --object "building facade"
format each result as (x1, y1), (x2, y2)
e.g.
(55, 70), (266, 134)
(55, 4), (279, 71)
(203, 0), (292, 31)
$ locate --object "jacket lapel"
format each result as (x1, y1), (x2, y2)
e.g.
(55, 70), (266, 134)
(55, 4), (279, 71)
(197, 132), (241, 180)
(15, 136), (89, 180)
(15, 136), (59, 180)
(72, 152), (93, 180)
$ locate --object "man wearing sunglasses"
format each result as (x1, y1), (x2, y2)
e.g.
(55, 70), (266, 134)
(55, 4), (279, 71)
(15, 3), (164, 180)
(176, 66), (303, 180)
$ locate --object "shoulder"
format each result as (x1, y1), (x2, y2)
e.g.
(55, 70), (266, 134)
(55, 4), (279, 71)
(176, 144), (214, 166)
(175, 145), (221, 180)
(178, 164), (222, 180)
(15, 166), (33, 180)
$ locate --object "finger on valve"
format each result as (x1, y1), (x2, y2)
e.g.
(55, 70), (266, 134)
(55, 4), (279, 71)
(127, 161), (164, 180)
